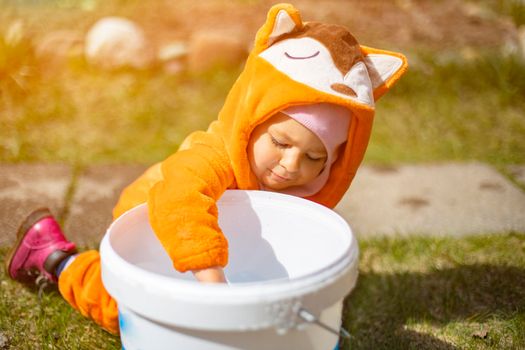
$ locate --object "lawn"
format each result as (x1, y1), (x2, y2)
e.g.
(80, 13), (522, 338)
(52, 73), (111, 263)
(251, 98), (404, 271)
(1, 1), (524, 349)
(1, 50), (525, 167)
(1, 233), (524, 349)
(342, 233), (525, 350)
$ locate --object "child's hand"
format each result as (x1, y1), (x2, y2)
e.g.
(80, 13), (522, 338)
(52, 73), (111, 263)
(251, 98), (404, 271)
(192, 266), (227, 283)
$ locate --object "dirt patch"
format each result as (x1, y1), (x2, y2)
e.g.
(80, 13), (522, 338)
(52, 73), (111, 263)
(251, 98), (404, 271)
(126, 0), (518, 52)
(1, 0), (520, 61)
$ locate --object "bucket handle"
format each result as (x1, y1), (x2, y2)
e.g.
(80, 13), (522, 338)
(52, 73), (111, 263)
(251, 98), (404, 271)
(298, 308), (352, 340)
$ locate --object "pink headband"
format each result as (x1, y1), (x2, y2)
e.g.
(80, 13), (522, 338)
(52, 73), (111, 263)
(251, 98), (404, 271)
(280, 103), (351, 197)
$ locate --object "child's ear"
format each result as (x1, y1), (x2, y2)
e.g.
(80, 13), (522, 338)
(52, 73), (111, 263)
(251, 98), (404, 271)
(361, 46), (409, 101)
(254, 3), (303, 54)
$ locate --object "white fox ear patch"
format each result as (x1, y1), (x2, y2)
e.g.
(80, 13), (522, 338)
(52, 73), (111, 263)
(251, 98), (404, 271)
(364, 54), (404, 90)
(254, 4), (302, 53)
(268, 10), (298, 45)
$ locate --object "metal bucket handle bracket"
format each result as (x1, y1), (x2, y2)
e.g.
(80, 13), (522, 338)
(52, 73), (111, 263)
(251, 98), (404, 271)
(268, 299), (351, 339)
(298, 308), (351, 340)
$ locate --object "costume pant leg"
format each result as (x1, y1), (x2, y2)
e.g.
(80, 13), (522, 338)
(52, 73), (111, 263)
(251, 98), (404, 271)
(58, 250), (119, 334)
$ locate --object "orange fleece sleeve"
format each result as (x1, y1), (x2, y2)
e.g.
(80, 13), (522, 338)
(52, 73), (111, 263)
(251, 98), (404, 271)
(147, 133), (235, 272)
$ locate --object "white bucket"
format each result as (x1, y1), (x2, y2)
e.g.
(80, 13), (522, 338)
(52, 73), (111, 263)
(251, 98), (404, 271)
(100, 190), (359, 350)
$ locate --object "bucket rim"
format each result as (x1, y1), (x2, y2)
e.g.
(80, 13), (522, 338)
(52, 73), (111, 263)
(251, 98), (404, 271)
(101, 190), (358, 301)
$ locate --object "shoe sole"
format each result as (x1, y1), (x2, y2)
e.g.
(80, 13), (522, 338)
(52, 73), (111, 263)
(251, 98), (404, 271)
(4, 208), (53, 280)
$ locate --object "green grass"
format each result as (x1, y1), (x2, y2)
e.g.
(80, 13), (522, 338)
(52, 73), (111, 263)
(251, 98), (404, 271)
(1, 233), (523, 349)
(2, 48), (524, 166)
(0, 257), (120, 349)
(0, 59), (240, 165)
(365, 50), (525, 165)
(341, 233), (525, 349)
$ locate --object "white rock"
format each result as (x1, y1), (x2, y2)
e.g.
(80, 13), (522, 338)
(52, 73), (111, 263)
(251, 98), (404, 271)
(158, 41), (188, 62)
(0, 332), (8, 348)
(85, 17), (155, 69)
(35, 30), (83, 67)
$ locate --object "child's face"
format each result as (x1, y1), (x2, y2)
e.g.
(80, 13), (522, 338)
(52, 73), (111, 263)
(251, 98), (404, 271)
(247, 112), (328, 191)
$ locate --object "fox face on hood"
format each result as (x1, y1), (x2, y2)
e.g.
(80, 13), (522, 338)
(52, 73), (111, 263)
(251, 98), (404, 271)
(261, 21), (372, 105)
(212, 3), (408, 208)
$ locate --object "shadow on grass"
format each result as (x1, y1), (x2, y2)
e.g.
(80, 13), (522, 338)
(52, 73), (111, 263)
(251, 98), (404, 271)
(341, 264), (525, 349)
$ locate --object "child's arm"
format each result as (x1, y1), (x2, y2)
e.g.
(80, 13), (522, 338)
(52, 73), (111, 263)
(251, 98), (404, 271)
(192, 266), (227, 283)
(147, 132), (235, 277)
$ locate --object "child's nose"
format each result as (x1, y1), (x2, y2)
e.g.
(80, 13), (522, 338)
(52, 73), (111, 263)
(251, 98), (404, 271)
(280, 150), (301, 173)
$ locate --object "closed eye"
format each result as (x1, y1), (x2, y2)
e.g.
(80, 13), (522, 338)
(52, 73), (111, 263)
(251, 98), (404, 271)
(306, 154), (326, 162)
(271, 136), (288, 148)
(284, 51), (320, 60)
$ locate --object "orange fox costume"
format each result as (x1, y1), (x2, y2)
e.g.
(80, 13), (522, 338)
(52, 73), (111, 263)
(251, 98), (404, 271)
(58, 3), (408, 334)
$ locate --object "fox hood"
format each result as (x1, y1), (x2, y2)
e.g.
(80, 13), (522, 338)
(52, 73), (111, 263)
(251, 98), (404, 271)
(113, 3), (408, 272)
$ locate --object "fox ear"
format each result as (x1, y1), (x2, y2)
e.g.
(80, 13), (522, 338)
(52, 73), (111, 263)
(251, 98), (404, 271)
(254, 3), (303, 53)
(362, 47), (408, 100)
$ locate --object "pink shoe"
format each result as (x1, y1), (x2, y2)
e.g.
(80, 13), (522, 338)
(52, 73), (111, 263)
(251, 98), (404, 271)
(5, 208), (77, 285)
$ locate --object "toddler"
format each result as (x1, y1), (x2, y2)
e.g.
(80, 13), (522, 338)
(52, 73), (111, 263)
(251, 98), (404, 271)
(5, 3), (407, 334)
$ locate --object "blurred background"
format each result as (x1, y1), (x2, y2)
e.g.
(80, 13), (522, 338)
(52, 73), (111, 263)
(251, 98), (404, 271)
(1, 0), (524, 167)
(1, 2), (525, 349)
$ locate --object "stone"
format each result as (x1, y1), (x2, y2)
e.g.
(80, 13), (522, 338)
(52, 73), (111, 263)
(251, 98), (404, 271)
(65, 164), (147, 247)
(0, 164), (72, 246)
(85, 17), (155, 70)
(158, 41), (188, 75)
(0, 331), (8, 348)
(35, 30), (83, 70)
(335, 163), (525, 237)
(2, 162), (524, 248)
(158, 41), (188, 62)
(187, 31), (248, 71)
